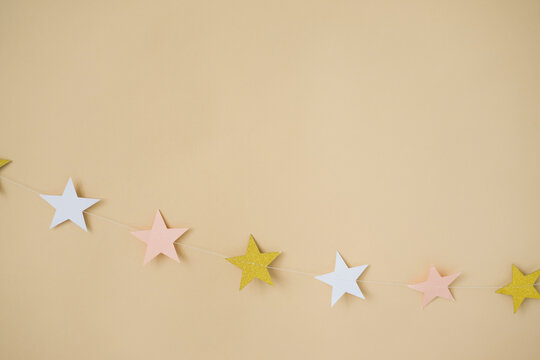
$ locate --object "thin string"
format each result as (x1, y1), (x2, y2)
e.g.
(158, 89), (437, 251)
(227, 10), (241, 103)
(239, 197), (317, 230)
(1, 174), (539, 289)
(84, 211), (136, 231)
(0, 175), (41, 194)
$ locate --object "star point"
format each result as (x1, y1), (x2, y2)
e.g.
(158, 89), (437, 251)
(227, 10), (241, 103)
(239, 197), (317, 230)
(496, 265), (540, 313)
(408, 265), (460, 308)
(40, 177), (100, 231)
(131, 210), (189, 264)
(226, 235), (280, 290)
(0, 159), (10, 168)
(315, 251), (368, 307)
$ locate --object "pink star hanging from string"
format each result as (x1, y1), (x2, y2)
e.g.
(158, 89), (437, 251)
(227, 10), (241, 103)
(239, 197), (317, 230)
(131, 210), (189, 264)
(408, 265), (460, 308)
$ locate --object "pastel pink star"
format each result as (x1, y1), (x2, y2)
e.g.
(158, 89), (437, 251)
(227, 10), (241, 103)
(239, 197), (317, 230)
(408, 265), (460, 308)
(131, 210), (189, 264)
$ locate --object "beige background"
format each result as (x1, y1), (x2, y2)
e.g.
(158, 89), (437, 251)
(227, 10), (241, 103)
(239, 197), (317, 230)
(1, 1), (540, 359)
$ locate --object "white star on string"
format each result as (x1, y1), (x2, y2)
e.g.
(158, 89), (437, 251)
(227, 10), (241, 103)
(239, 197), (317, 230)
(315, 251), (368, 307)
(40, 177), (100, 231)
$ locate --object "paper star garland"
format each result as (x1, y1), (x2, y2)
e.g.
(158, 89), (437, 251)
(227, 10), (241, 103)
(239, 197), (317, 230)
(408, 265), (460, 308)
(0, 159), (10, 168)
(496, 265), (540, 313)
(7, 163), (540, 314)
(226, 235), (280, 290)
(40, 177), (100, 231)
(315, 251), (368, 307)
(131, 210), (189, 264)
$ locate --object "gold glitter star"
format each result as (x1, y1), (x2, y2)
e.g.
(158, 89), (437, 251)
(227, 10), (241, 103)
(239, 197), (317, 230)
(227, 235), (280, 290)
(496, 265), (540, 313)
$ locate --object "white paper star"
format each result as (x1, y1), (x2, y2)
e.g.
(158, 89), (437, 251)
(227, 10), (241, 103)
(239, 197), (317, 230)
(315, 251), (368, 307)
(40, 177), (100, 231)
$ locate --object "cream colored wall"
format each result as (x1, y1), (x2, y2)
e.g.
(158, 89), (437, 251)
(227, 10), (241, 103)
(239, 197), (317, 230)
(1, 1), (539, 359)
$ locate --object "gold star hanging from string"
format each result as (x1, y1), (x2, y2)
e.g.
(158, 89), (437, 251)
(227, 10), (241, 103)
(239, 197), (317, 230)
(226, 235), (280, 290)
(496, 265), (540, 313)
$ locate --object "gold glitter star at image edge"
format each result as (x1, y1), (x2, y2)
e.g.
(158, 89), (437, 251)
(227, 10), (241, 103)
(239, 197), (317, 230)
(226, 235), (280, 290)
(0, 159), (10, 168)
(496, 265), (540, 313)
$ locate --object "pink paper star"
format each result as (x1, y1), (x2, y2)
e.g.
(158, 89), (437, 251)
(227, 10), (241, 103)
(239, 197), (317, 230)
(408, 265), (460, 308)
(131, 210), (189, 264)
